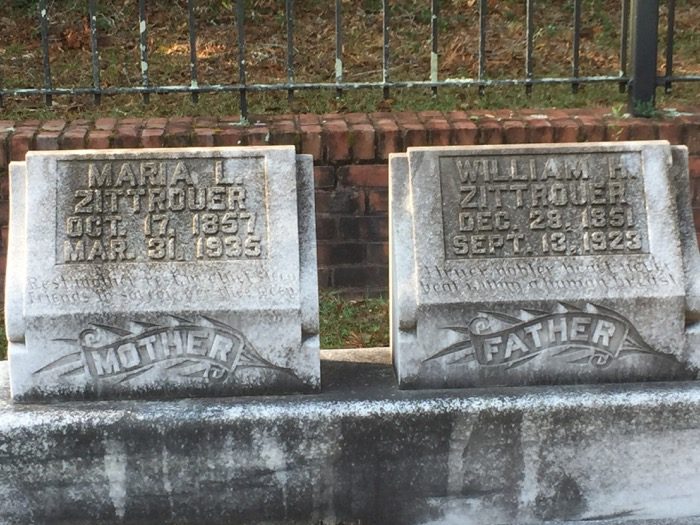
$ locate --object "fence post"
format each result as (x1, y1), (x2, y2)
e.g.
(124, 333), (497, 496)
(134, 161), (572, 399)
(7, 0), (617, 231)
(628, 0), (659, 116)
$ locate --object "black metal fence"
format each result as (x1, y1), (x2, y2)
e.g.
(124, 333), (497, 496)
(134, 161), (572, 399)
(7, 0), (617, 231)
(2, 0), (699, 118)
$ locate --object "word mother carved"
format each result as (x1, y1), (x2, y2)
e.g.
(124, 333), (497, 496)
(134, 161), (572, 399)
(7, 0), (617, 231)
(6, 146), (320, 401)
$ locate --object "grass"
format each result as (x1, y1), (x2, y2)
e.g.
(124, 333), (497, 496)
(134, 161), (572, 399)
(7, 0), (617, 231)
(0, 294), (389, 361)
(1, 0), (699, 120)
(319, 292), (389, 349)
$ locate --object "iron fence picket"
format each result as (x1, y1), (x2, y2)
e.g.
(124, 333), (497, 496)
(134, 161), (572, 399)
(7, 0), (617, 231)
(188, 0), (199, 103)
(138, 0), (150, 104)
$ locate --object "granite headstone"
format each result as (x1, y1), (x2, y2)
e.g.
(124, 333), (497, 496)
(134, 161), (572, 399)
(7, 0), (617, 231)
(390, 141), (700, 388)
(6, 146), (320, 400)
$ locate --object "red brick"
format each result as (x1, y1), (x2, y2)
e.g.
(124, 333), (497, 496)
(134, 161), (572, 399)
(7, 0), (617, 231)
(349, 123), (375, 161)
(333, 265), (388, 289)
(115, 126), (140, 148)
(10, 131), (35, 161)
(317, 268), (332, 288)
(141, 128), (165, 148)
(166, 117), (192, 127)
(194, 117), (218, 128)
(0, 200), (8, 225)
(394, 112), (421, 126)
(576, 115), (605, 142)
(219, 115), (244, 124)
(313, 166), (335, 189)
(691, 178), (700, 207)
(373, 117), (401, 160)
(339, 216), (388, 241)
(316, 243), (366, 266)
(41, 120), (66, 132)
(367, 242), (389, 265)
(478, 120), (503, 145)
(401, 123), (428, 148)
(246, 125), (270, 146)
(627, 118), (656, 140)
(605, 120), (631, 141)
(0, 174), (9, 198)
(35, 131), (60, 150)
(367, 190), (388, 214)
(120, 117), (144, 127)
(426, 119), (451, 146)
(86, 130), (112, 149)
(502, 120), (527, 144)
(271, 120), (299, 149)
(16, 119), (41, 128)
(344, 113), (370, 125)
(191, 128), (214, 147)
(526, 119), (554, 143)
(60, 128), (87, 149)
(419, 110), (445, 120)
(315, 217), (337, 240)
(551, 119), (580, 143)
(0, 132), (10, 169)
(298, 114), (321, 126)
(446, 111), (471, 122)
(0, 121), (15, 131)
(322, 119), (350, 162)
(164, 125), (192, 147)
(215, 127), (245, 147)
(94, 118), (117, 131)
(145, 117), (168, 129)
(683, 118), (700, 155)
(656, 121), (684, 144)
(689, 156), (700, 180)
(300, 124), (322, 159)
(338, 165), (388, 188)
(315, 189), (365, 215)
(450, 119), (478, 145)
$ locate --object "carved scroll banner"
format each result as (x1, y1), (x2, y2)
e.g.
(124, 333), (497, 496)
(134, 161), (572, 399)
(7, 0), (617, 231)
(390, 142), (700, 388)
(7, 147), (320, 401)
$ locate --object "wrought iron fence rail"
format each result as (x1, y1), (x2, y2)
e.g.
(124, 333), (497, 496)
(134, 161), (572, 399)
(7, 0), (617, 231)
(1, 0), (697, 118)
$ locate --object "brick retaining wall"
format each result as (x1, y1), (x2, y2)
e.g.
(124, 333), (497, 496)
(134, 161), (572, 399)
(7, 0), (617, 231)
(1, 108), (699, 296)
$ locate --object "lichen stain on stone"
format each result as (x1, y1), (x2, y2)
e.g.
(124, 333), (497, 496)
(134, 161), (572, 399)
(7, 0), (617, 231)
(103, 437), (128, 520)
(534, 472), (587, 520)
(254, 429), (290, 516)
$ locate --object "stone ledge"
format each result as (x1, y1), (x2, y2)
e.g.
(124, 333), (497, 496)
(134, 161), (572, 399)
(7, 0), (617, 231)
(1, 350), (700, 524)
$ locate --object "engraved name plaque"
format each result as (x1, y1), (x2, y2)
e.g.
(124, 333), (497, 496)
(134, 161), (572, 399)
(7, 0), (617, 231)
(390, 142), (700, 389)
(6, 147), (320, 401)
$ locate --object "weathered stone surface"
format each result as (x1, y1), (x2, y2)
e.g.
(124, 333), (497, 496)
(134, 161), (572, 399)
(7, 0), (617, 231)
(1, 352), (700, 525)
(391, 142), (700, 389)
(6, 146), (319, 401)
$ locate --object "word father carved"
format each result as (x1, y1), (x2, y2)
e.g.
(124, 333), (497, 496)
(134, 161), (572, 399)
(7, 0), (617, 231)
(7, 146), (320, 401)
(390, 142), (700, 389)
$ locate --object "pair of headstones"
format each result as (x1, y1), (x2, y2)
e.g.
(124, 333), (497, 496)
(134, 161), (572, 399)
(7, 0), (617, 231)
(6, 141), (700, 401)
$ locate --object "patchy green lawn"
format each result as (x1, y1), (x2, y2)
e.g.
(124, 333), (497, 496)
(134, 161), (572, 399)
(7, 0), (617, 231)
(319, 291), (389, 349)
(1, 0), (699, 119)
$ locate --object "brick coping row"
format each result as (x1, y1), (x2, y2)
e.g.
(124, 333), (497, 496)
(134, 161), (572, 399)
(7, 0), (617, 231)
(1, 108), (700, 169)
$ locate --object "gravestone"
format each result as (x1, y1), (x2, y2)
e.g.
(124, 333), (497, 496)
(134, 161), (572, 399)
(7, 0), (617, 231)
(390, 141), (700, 389)
(6, 146), (320, 401)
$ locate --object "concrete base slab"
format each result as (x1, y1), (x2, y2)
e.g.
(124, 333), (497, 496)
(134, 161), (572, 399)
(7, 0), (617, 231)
(1, 348), (700, 525)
